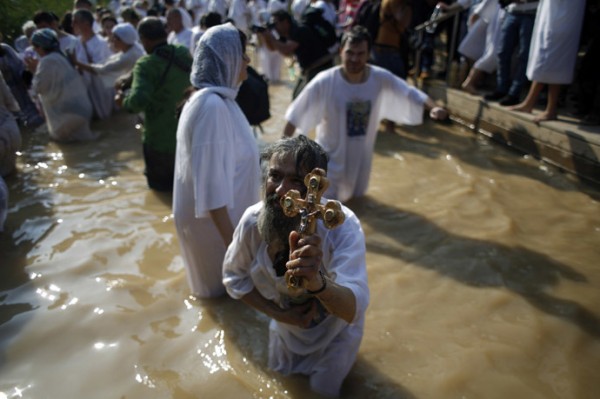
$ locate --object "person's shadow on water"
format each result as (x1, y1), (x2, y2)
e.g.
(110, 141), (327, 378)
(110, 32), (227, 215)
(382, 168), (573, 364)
(346, 196), (600, 339)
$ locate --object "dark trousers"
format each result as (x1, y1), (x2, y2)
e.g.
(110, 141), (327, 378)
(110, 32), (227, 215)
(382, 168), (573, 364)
(496, 11), (536, 97)
(143, 143), (175, 192)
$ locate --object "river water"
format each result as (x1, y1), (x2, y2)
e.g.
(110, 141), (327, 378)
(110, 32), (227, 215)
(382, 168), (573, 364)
(1, 77), (599, 399)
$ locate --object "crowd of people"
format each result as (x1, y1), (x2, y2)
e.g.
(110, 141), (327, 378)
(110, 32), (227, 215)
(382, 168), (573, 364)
(1, 0), (595, 396)
(431, 0), (596, 123)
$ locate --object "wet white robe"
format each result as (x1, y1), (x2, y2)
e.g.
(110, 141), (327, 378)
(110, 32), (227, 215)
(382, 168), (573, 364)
(223, 201), (369, 396)
(76, 35), (114, 119)
(32, 52), (96, 142)
(173, 88), (261, 298)
(91, 44), (145, 90)
(526, 0), (586, 84)
(285, 65), (428, 202)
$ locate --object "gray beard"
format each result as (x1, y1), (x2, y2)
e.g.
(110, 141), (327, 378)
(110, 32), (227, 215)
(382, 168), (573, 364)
(258, 193), (300, 249)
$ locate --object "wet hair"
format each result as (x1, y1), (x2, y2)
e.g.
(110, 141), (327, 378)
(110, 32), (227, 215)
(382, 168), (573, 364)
(261, 136), (329, 180)
(137, 16), (167, 41)
(341, 25), (372, 50)
(73, 9), (95, 26)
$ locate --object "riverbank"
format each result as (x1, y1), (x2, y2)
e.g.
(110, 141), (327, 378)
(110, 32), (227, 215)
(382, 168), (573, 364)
(422, 79), (600, 187)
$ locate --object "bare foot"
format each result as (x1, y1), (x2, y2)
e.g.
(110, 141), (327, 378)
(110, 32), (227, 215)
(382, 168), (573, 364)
(532, 111), (557, 123)
(506, 103), (533, 113)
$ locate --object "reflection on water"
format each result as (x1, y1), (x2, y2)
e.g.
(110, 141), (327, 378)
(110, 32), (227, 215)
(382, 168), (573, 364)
(1, 84), (599, 399)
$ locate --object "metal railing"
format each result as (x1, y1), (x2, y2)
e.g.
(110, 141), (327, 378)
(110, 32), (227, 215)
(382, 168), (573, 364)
(413, 7), (464, 86)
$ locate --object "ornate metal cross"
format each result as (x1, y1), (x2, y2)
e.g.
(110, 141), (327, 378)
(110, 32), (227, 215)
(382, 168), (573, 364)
(280, 168), (345, 294)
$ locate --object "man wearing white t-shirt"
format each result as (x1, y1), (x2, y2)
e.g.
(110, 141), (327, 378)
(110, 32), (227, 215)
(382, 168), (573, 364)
(283, 26), (448, 202)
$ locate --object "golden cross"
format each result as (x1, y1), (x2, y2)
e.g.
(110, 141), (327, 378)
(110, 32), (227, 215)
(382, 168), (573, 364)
(280, 168), (345, 294)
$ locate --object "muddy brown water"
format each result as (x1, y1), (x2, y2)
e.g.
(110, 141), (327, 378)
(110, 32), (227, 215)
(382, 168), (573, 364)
(1, 77), (599, 399)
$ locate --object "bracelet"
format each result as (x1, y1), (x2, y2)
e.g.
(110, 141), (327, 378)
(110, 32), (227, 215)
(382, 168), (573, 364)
(306, 270), (327, 295)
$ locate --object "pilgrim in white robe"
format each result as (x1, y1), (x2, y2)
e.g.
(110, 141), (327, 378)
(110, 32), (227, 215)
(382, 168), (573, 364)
(91, 44), (145, 90)
(173, 24), (261, 298)
(173, 89), (261, 297)
(472, 0), (503, 73)
(285, 65), (428, 202)
(223, 201), (369, 397)
(76, 34), (114, 119)
(32, 52), (96, 142)
(526, 0), (586, 84)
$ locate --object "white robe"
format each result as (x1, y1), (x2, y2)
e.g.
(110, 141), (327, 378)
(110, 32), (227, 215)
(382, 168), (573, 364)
(91, 44), (145, 89)
(526, 0), (586, 84)
(32, 52), (96, 142)
(472, 0), (503, 73)
(256, 0), (287, 81)
(208, 0), (228, 18)
(167, 29), (193, 50)
(228, 0), (251, 34)
(458, 18), (487, 62)
(285, 65), (428, 202)
(58, 33), (80, 56)
(457, 0), (486, 62)
(76, 35), (114, 119)
(173, 88), (261, 298)
(223, 201), (369, 396)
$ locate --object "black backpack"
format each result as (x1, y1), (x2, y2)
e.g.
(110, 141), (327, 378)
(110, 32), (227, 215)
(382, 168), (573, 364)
(236, 66), (271, 126)
(301, 7), (338, 48)
(352, 0), (382, 41)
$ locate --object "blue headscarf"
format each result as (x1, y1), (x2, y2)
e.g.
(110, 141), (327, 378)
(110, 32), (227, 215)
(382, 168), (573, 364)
(31, 28), (60, 52)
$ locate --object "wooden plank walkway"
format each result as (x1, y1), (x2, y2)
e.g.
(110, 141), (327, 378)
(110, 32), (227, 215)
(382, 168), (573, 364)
(423, 80), (600, 186)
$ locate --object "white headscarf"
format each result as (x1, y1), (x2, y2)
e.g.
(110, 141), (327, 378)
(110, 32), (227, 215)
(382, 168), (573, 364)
(190, 23), (243, 99)
(177, 6), (194, 30)
(112, 22), (138, 45)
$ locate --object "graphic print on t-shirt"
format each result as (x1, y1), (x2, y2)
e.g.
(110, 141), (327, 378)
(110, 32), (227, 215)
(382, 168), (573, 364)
(346, 100), (371, 137)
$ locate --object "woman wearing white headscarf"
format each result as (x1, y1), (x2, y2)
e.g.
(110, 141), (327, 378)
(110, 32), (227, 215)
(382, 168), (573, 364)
(173, 23), (261, 298)
(27, 28), (96, 142)
(73, 23), (144, 90)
